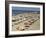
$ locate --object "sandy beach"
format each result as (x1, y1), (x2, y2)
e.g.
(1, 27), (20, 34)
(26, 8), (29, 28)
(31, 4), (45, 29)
(12, 13), (40, 31)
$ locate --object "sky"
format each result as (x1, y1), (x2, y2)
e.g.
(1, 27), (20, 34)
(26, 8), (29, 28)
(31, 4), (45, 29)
(12, 7), (40, 11)
(12, 7), (40, 16)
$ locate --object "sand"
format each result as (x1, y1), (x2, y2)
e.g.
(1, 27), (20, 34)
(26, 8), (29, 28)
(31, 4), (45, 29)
(12, 13), (40, 31)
